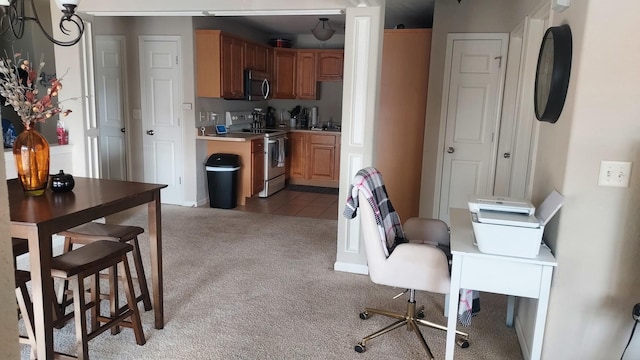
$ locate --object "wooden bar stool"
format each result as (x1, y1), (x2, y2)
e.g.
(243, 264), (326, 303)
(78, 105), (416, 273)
(13, 238), (37, 359)
(58, 223), (152, 312)
(51, 240), (146, 359)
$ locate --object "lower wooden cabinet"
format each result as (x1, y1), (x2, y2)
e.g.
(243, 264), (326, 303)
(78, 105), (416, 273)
(288, 132), (307, 179)
(287, 131), (340, 187)
(251, 139), (264, 195)
(308, 134), (336, 180)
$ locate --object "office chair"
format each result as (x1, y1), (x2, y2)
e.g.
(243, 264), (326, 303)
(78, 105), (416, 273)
(347, 168), (469, 359)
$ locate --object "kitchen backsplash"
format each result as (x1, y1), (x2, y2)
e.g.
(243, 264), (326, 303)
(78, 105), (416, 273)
(195, 81), (343, 129)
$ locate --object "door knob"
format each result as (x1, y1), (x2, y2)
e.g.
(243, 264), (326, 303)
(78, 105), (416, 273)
(447, 147), (455, 154)
(146, 130), (154, 135)
(504, 152), (511, 158)
(121, 128), (125, 133)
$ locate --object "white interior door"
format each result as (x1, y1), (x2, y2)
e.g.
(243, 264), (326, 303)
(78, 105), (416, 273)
(438, 34), (509, 224)
(95, 35), (128, 181)
(139, 36), (183, 205)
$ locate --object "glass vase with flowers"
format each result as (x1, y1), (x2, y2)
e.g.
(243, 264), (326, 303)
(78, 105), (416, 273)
(0, 53), (72, 195)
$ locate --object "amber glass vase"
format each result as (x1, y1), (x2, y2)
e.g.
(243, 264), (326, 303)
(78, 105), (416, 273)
(12, 124), (50, 196)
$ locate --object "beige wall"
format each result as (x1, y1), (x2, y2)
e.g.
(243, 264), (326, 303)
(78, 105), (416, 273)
(534, 1), (640, 358)
(420, 0), (535, 218)
(422, 0), (640, 357)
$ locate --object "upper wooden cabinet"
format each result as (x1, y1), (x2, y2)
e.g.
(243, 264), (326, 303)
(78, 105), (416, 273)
(273, 48), (297, 99)
(273, 49), (343, 99)
(297, 50), (318, 100)
(245, 41), (270, 73)
(317, 50), (344, 81)
(195, 30), (245, 99)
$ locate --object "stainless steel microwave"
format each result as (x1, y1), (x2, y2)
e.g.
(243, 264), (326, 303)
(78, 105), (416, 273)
(244, 69), (271, 101)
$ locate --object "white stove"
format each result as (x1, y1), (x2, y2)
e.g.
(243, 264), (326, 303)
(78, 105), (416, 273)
(225, 111), (287, 197)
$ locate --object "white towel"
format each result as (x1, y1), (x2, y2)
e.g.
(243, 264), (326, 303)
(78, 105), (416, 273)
(276, 138), (285, 167)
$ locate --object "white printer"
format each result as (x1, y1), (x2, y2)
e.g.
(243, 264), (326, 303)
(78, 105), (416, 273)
(468, 191), (564, 258)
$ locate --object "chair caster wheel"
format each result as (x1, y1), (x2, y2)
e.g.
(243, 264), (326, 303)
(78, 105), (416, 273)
(457, 338), (470, 348)
(417, 309), (425, 319)
(354, 343), (366, 353)
(359, 311), (370, 320)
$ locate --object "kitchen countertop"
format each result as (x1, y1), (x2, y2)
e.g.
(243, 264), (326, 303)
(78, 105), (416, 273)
(288, 128), (342, 134)
(195, 132), (264, 142)
(196, 128), (341, 142)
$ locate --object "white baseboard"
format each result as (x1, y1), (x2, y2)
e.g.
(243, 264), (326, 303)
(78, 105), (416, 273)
(333, 261), (368, 275)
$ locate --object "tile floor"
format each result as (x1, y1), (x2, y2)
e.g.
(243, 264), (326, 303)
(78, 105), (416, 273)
(236, 188), (339, 220)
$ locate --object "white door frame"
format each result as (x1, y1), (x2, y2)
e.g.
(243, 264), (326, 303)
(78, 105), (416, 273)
(79, 20), (100, 178)
(433, 33), (509, 219)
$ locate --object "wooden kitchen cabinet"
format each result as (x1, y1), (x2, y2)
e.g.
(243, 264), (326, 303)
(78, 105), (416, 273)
(308, 133), (337, 180)
(287, 131), (340, 187)
(245, 41), (269, 74)
(273, 48), (297, 99)
(221, 35), (245, 98)
(288, 132), (307, 179)
(297, 50), (318, 99)
(317, 50), (344, 81)
(251, 139), (265, 195)
(195, 30), (245, 99)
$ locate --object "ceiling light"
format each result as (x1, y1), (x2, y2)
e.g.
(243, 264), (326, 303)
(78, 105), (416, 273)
(0, 0), (85, 46)
(311, 17), (335, 41)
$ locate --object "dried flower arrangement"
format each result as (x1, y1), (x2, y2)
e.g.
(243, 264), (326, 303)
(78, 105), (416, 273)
(0, 53), (72, 128)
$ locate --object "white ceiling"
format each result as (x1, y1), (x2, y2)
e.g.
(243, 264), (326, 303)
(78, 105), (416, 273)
(227, 0), (434, 36)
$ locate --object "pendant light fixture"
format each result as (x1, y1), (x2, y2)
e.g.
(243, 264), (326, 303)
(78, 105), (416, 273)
(0, 0), (85, 47)
(311, 17), (335, 41)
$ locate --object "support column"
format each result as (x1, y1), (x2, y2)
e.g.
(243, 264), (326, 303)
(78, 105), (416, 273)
(334, 3), (385, 274)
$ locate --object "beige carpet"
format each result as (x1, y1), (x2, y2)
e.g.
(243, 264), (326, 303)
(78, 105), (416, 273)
(19, 205), (522, 359)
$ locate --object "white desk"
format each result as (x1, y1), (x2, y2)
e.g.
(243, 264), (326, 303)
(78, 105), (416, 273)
(445, 208), (557, 360)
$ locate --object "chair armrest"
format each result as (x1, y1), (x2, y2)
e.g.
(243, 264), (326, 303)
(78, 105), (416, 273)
(368, 243), (451, 294)
(403, 217), (450, 247)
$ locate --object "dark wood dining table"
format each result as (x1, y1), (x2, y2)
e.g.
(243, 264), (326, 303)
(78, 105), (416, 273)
(7, 177), (167, 360)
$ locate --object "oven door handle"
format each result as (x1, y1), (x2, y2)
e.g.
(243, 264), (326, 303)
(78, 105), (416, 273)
(267, 136), (287, 144)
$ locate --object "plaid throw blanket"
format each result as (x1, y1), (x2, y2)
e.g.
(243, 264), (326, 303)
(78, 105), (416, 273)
(343, 167), (407, 257)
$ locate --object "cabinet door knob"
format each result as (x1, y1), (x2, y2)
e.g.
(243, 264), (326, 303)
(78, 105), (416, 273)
(447, 147), (455, 154)
(504, 152), (511, 158)
(146, 130), (154, 135)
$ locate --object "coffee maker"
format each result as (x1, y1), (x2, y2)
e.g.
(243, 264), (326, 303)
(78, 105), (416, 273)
(266, 106), (276, 128)
(298, 108), (309, 129)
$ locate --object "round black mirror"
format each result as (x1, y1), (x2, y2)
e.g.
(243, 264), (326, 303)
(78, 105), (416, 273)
(534, 24), (572, 123)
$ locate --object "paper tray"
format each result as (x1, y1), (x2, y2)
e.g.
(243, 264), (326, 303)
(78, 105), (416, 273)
(471, 213), (543, 258)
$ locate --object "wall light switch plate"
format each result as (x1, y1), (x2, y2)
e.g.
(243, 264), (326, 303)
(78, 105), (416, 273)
(552, 0), (571, 11)
(598, 161), (632, 187)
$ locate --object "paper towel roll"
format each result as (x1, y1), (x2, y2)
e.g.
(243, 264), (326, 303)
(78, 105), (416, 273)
(311, 106), (318, 127)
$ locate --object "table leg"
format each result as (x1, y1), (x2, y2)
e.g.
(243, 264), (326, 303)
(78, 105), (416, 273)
(26, 227), (55, 360)
(446, 254), (463, 360)
(148, 191), (164, 329)
(530, 266), (553, 360)
(506, 295), (515, 327)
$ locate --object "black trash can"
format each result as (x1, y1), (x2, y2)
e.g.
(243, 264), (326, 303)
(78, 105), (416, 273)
(205, 153), (241, 209)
